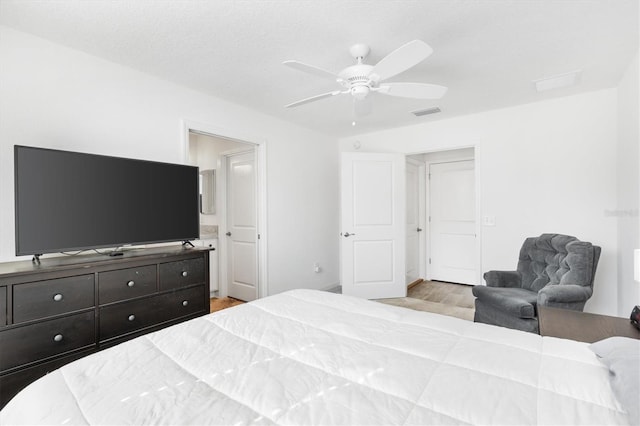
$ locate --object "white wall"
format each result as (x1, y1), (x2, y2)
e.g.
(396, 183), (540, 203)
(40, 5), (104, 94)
(340, 89), (620, 315)
(616, 51), (640, 314)
(0, 26), (340, 296)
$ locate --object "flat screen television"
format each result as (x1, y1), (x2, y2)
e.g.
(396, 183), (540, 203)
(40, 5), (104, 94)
(14, 145), (200, 257)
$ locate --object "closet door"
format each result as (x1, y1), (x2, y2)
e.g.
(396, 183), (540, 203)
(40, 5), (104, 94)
(429, 160), (476, 285)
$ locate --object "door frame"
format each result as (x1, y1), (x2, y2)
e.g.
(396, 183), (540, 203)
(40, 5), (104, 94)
(181, 119), (268, 299)
(406, 157), (427, 285)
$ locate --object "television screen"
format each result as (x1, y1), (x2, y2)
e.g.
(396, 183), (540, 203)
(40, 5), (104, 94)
(14, 145), (200, 256)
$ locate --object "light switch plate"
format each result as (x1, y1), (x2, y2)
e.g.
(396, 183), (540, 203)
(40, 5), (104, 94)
(482, 215), (496, 226)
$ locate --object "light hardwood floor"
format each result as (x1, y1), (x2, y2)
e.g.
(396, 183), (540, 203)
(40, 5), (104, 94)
(408, 280), (475, 308)
(377, 280), (475, 321)
(210, 297), (244, 313)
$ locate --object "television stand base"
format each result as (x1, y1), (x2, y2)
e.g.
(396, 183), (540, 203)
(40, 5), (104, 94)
(182, 241), (195, 248)
(31, 254), (42, 264)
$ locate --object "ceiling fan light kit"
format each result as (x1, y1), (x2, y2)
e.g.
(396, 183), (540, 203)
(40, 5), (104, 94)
(283, 40), (448, 117)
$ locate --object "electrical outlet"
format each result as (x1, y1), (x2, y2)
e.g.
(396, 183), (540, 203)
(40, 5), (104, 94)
(313, 262), (321, 273)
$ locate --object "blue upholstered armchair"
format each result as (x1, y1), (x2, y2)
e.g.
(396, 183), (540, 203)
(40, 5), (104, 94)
(472, 234), (601, 333)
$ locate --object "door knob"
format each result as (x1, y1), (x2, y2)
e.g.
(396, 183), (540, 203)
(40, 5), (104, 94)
(226, 232), (232, 236)
(343, 232), (356, 237)
(417, 227), (423, 232)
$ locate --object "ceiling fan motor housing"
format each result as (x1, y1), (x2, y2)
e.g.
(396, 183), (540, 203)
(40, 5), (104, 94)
(338, 64), (376, 99)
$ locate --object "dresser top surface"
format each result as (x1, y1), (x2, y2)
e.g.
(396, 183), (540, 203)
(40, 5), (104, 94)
(0, 246), (210, 279)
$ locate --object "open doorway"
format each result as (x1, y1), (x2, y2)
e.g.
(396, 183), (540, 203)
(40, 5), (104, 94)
(339, 147), (479, 300)
(406, 148), (478, 286)
(184, 121), (266, 302)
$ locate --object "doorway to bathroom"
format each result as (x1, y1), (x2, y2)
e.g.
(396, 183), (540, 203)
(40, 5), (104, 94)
(184, 122), (265, 302)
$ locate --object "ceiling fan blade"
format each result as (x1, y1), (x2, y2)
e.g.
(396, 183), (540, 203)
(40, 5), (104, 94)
(285, 90), (342, 108)
(354, 97), (373, 117)
(378, 82), (447, 99)
(283, 60), (338, 80)
(370, 40), (433, 81)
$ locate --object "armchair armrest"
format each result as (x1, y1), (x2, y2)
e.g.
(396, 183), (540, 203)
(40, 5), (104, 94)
(483, 270), (522, 288)
(538, 284), (592, 307)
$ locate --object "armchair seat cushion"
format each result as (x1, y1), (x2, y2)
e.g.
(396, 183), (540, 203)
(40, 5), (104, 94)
(472, 286), (538, 319)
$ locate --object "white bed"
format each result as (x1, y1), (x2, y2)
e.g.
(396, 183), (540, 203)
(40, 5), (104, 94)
(0, 289), (631, 425)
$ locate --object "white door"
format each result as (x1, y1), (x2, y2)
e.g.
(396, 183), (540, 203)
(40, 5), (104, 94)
(405, 159), (423, 285)
(341, 152), (406, 299)
(429, 160), (476, 285)
(226, 150), (258, 301)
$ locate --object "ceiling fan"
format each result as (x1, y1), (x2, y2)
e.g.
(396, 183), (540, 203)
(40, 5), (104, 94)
(283, 40), (447, 117)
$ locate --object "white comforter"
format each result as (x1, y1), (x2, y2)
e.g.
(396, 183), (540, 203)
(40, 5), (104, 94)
(0, 289), (630, 425)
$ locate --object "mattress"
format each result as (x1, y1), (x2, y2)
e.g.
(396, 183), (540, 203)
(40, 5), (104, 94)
(0, 289), (630, 425)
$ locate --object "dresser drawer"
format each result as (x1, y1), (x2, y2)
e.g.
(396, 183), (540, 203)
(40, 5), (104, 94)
(0, 311), (95, 371)
(156, 285), (206, 321)
(13, 275), (94, 324)
(0, 287), (6, 327)
(99, 296), (163, 341)
(159, 257), (205, 290)
(99, 265), (157, 304)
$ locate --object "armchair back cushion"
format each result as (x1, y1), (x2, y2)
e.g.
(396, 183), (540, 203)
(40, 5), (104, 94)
(517, 234), (599, 293)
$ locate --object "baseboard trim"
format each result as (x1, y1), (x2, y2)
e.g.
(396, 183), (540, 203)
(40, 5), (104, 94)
(407, 279), (424, 290)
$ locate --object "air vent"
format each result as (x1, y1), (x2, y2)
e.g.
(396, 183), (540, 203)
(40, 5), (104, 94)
(412, 107), (441, 117)
(533, 70), (582, 92)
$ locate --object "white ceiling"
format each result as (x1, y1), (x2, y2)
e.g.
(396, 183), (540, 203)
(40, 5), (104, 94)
(1, 0), (638, 138)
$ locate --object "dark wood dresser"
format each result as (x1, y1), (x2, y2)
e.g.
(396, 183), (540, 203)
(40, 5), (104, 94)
(0, 247), (210, 408)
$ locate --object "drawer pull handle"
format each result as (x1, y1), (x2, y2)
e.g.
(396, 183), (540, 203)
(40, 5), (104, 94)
(127, 280), (135, 287)
(128, 314), (136, 322)
(182, 300), (189, 307)
(181, 271), (188, 277)
(53, 334), (63, 342)
(53, 293), (63, 302)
